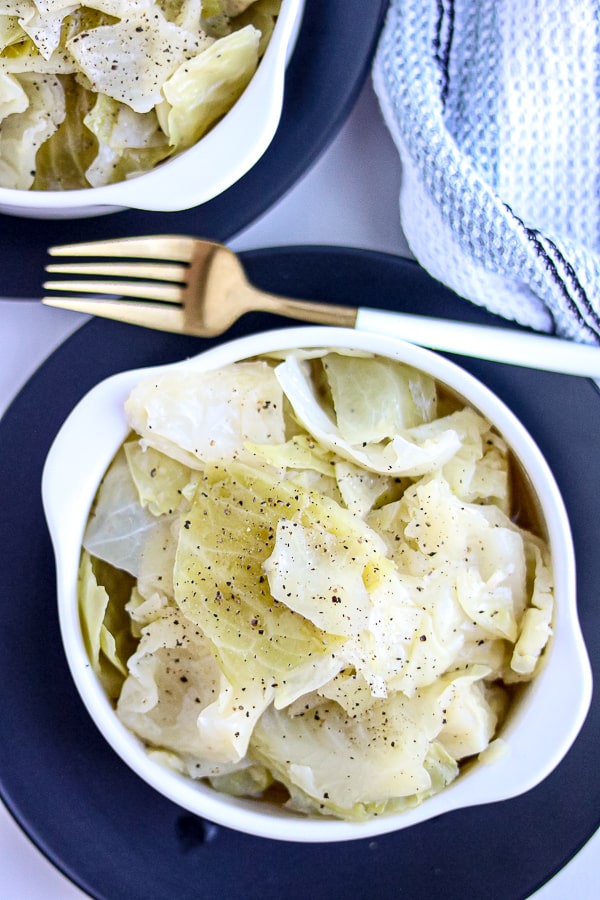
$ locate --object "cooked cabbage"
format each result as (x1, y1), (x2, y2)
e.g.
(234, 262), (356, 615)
(0, 0), (281, 189)
(80, 349), (555, 821)
(0, 70), (65, 188)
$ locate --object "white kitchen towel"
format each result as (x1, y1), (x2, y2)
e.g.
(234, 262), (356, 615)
(372, 0), (600, 345)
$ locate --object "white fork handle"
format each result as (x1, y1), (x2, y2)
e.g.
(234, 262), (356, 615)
(355, 307), (600, 379)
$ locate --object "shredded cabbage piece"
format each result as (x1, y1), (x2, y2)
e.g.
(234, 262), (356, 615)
(83, 448), (175, 578)
(124, 439), (197, 516)
(0, 71), (65, 188)
(82, 93), (171, 187)
(172, 461), (347, 709)
(66, 6), (201, 114)
(116, 605), (253, 776)
(78, 349), (555, 821)
(159, 24), (259, 153)
(78, 550), (136, 699)
(125, 360), (285, 468)
(0, 69), (28, 119)
(274, 354), (463, 477)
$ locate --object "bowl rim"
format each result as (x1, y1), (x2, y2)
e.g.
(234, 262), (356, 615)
(42, 325), (593, 842)
(0, 0), (304, 215)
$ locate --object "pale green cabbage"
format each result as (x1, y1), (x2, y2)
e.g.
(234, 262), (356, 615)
(82, 93), (171, 187)
(0, 70), (64, 188)
(158, 24), (259, 153)
(0, 0), (281, 188)
(274, 354), (464, 477)
(79, 349), (555, 821)
(125, 359), (286, 468)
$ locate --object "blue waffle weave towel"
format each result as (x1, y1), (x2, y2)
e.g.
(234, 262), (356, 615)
(372, 0), (600, 345)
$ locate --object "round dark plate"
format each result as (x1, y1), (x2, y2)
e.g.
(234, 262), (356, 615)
(0, 248), (598, 900)
(0, 0), (387, 300)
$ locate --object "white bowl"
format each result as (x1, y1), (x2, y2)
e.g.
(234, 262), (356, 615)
(42, 326), (592, 842)
(0, 0), (303, 220)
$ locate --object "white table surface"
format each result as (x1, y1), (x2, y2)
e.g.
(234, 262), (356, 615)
(0, 80), (597, 900)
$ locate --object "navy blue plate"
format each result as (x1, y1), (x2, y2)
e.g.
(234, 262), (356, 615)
(0, 0), (387, 299)
(0, 248), (598, 900)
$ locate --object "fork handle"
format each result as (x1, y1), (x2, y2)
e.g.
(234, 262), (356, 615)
(255, 293), (358, 328)
(255, 291), (600, 377)
(355, 308), (600, 378)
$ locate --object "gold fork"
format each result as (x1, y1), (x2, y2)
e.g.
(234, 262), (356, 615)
(43, 234), (600, 377)
(43, 235), (357, 336)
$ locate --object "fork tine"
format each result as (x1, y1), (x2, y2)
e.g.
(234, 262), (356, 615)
(48, 234), (199, 261)
(42, 296), (186, 333)
(45, 261), (188, 282)
(43, 278), (182, 303)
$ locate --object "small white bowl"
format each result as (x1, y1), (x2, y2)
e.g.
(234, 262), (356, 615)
(0, 0), (303, 220)
(42, 326), (592, 842)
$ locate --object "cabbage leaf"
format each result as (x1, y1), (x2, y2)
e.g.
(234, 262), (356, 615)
(125, 360), (285, 469)
(0, 71), (65, 188)
(82, 92), (171, 186)
(172, 460), (346, 709)
(83, 447), (178, 586)
(250, 692), (456, 820)
(159, 24), (259, 152)
(275, 354), (463, 477)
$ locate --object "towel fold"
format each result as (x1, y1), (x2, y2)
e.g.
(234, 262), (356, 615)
(372, 0), (600, 345)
